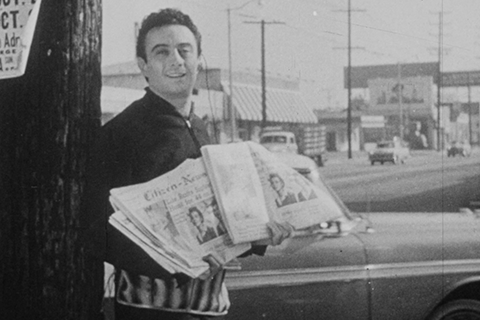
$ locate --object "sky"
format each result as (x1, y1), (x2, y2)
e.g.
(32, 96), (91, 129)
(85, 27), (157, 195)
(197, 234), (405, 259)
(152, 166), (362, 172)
(102, 0), (480, 109)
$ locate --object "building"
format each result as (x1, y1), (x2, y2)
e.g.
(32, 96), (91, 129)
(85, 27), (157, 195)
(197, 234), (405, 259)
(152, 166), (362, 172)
(346, 62), (438, 149)
(101, 61), (318, 143)
(346, 63), (480, 149)
(314, 109), (362, 152)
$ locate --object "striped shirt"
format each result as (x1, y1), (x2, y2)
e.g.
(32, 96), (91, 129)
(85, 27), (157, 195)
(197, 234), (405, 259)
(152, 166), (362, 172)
(116, 269), (230, 316)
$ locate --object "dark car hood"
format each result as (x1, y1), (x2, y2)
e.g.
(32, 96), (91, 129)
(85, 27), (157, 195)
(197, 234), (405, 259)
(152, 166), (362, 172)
(232, 211), (480, 272)
(357, 211), (480, 265)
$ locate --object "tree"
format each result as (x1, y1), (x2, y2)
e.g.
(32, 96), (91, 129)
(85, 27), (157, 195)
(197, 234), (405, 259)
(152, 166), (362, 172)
(0, 1), (103, 319)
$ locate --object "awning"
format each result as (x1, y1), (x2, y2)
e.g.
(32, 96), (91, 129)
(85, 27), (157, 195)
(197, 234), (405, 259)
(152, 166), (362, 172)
(225, 83), (317, 124)
(191, 89), (224, 120)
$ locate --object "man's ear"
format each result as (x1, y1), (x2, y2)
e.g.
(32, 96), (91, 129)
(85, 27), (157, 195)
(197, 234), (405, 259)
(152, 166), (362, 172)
(197, 55), (204, 73)
(137, 57), (147, 75)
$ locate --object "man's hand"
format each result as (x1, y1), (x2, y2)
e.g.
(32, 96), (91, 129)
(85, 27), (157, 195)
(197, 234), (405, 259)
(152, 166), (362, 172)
(198, 254), (223, 280)
(253, 221), (294, 246)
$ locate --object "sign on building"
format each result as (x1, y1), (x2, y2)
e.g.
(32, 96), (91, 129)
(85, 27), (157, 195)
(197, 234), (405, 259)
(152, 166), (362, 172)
(0, 0), (41, 79)
(442, 71), (480, 87)
(361, 115), (385, 128)
(367, 76), (434, 117)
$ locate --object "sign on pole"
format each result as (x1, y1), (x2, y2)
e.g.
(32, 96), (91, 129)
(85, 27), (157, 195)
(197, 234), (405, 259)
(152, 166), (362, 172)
(0, 0), (41, 79)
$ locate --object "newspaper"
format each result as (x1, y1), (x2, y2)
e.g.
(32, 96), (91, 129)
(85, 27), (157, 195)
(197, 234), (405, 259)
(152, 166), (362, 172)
(109, 158), (250, 277)
(201, 142), (344, 243)
(245, 141), (345, 228)
(109, 142), (344, 276)
(201, 142), (271, 244)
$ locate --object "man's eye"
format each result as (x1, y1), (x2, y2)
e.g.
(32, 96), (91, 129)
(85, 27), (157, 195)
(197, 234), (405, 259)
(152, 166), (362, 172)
(154, 49), (169, 56)
(179, 48), (193, 57)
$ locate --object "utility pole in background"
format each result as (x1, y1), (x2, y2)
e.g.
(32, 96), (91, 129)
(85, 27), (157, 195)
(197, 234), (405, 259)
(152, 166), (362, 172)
(437, 8), (443, 151)
(0, 1), (103, 319)
(397, 63), (404, 140)
(227, 6), (236, 141)
(244, 18), (284, 131)
(467, 73), (472, 145)
(227, 1), (257, 142)
(429, 2), (449, 151)
(334, 0), (364, 159)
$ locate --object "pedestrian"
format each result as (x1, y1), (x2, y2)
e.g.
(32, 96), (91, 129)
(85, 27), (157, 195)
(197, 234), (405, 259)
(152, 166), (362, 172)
(82, 8), (291, 320)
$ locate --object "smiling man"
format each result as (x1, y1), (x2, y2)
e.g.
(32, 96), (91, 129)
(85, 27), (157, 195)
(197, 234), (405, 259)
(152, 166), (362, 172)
(82, 8), (289, 320)
(136, 13), (201, 116)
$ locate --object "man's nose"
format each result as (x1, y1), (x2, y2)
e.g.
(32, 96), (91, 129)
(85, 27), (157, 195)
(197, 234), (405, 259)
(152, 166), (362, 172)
(169, 49), (184, 66)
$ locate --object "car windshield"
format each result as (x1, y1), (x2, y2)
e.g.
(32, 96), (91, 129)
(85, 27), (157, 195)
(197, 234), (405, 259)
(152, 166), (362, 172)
(260, 136), (287, 144)
(377, 142), (394, 148)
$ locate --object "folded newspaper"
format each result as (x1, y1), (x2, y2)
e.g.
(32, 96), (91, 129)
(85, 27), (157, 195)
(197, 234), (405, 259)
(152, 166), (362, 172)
(109, 141), (344, 278)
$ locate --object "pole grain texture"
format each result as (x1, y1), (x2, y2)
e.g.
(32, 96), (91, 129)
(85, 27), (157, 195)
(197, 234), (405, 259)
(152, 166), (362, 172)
(0, 1), (103, 319)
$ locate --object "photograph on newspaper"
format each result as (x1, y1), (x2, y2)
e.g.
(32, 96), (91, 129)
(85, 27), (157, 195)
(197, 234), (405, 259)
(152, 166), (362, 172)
(246, 141), (344, 229)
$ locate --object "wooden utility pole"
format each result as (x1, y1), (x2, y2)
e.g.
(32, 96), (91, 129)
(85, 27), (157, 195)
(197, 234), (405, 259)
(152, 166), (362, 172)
(0, 1), (103, 319)
(437, 9), (443, 151)
(244, 19), (284, 131)
(334, 0), (364, 159)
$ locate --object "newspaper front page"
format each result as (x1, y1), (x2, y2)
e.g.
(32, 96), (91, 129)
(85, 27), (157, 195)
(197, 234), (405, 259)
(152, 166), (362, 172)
(246, 141), (344, 229)
(109, 158), (250, 277)
(201, 143), (271, 244)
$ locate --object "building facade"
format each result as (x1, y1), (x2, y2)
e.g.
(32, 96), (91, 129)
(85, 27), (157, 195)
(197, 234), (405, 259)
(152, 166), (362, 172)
(101, 61), (318, 144)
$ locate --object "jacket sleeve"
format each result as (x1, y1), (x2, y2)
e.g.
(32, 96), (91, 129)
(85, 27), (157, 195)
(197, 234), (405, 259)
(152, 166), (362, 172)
(81, 125), (184, 281)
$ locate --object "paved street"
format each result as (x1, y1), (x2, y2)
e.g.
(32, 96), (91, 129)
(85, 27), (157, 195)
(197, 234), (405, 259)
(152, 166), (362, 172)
(320, 148), (480, 213)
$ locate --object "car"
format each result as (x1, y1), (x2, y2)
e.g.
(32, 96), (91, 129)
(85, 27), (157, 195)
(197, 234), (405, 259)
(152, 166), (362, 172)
(369, 140), (410, 165)
(103, 153), (480, 320)
(260, 131), (299, 154)
(225, 153), (480, 320)
(447, 141), (472, 157)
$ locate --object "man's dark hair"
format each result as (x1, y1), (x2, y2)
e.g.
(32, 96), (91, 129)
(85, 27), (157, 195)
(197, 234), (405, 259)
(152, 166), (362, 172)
(188, 207), (204, 223)
(136, 8), (202, 61)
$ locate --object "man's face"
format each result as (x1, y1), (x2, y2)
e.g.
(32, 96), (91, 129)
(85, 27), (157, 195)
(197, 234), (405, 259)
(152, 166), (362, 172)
(191, 211), (202, 227)
(138, 25), (200, 101)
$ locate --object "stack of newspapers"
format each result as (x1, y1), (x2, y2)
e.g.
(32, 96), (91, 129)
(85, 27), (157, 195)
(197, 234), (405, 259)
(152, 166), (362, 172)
(109, 142), (344, 278)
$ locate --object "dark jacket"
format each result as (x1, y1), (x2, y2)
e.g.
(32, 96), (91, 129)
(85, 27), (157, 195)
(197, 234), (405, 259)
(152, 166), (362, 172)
(82, 88), (211, 280)
(82, 87), (266, 279)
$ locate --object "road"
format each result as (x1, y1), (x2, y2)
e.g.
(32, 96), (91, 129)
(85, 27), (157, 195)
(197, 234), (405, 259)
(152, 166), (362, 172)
(320, 149), (480, 213)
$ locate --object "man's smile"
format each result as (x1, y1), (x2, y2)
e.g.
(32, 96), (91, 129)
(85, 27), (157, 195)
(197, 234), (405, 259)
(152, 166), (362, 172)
(166, 72), (186, 78)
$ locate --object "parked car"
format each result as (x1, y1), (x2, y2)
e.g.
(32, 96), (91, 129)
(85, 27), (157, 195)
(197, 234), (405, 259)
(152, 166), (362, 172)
(104, 152), (480, 320)
(369, 140), (410, 165)
(226, 153), (480, 320)
(447, 141), (472, 157)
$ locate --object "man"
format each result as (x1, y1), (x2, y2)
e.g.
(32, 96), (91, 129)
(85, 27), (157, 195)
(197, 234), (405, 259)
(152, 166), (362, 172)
(83, 8), (290, 320)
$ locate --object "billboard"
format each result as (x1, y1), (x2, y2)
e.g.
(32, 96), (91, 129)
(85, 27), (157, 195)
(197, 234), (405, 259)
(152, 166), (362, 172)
(345, 62), (439, 89)
(368, 76), (433, 117)
(442, 71), (480, 87)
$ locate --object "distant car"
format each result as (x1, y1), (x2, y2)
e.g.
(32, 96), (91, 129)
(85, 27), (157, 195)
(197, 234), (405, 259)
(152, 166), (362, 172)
(369, 140), (410, 165)
(447, 141), (471, 157)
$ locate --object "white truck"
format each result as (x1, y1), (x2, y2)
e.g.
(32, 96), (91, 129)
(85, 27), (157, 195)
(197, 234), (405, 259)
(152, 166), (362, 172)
(260, 125), (327, 166)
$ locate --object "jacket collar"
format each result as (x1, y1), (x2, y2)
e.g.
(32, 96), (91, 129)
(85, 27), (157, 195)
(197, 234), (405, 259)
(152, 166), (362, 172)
(143, 88), (194, 120)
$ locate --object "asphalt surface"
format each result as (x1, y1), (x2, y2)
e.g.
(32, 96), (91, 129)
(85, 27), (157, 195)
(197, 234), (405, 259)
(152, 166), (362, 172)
(320, 148), (480, 213)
